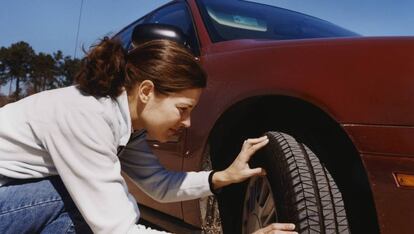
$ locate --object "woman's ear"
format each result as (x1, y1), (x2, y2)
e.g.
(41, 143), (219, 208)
(138, 80), (155, 103)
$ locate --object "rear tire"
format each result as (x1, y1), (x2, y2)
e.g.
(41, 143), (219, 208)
(243, 131), (350, 233)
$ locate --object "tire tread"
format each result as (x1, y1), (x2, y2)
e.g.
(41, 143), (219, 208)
(266, 132), (349, 234)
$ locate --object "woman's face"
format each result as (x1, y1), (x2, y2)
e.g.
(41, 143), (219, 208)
(128, 81), (202, 143)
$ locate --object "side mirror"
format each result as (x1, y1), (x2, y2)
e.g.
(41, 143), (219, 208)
(131, 23), (190, 50)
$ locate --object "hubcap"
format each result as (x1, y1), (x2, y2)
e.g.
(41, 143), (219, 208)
(242, 176), (277, 234)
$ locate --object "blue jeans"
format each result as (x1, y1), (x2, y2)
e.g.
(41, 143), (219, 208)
(0, 176), (92, 234)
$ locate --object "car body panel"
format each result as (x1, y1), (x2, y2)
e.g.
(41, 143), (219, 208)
(362, 154), (414, 233)
(128, 140), (186, 220)
(184, 36), (414, 160)
(187, 0), (212, 49)
(344, 124), (414, 157)
(201, 37), (414, 125)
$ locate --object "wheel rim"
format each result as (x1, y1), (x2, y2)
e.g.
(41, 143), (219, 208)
(242, 176), (277, 234)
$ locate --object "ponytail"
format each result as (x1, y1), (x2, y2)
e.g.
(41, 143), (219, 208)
(75, 37), (127, 98)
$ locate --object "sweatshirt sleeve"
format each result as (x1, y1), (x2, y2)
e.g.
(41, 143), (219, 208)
(36, 108), (142, 234)
(119, 131), (213, 203)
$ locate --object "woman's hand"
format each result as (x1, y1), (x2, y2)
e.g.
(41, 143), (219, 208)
(212, 135), (269, 189)
(252, 223), (298, 234)
(211, 137), (297, 234)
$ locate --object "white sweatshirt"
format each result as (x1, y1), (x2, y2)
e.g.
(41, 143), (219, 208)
(0, 86), (212, 233)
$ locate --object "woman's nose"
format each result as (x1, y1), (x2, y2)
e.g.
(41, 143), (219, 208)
(181, 116), (191, 128)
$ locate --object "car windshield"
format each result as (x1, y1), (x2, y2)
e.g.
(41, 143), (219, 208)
(196, 0), (359, 42)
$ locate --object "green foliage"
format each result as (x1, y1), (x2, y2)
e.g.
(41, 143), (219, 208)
(0, 41), (81, 102)
(0, 47), (7, 86)
(54, 51), (81, 88)
(0, 41), (35, 100)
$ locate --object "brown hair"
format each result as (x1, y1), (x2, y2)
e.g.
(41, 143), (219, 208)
(75, 37), (207, 98)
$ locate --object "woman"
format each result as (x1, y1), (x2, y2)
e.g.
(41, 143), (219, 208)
(0, 38), (296, 234)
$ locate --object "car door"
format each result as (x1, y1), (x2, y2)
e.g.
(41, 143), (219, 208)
(116, 0), (201, 221)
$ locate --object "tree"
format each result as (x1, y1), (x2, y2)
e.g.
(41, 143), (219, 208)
(0, 41), (35, 100)
(59, 55), (81, 87)
(0, 42), (81, 101)
(28, 52), (56, 94)
(0, 47), (8, 88)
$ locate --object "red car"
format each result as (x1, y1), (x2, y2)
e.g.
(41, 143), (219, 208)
(115, 0), (414, 233)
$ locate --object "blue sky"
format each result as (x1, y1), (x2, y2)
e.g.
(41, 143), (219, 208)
(1, 0), (414, 58)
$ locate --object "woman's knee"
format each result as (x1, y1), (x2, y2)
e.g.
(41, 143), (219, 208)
(0, 176), (90, 233)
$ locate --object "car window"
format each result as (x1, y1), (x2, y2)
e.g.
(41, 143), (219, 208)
(196, 0), (359, 42)
(116, 18), (145, 50)
(115, 2), (200, 55)
(144, 2), (200, 55)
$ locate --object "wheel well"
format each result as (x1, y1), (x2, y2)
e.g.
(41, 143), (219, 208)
(208, 95), (379, 233)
